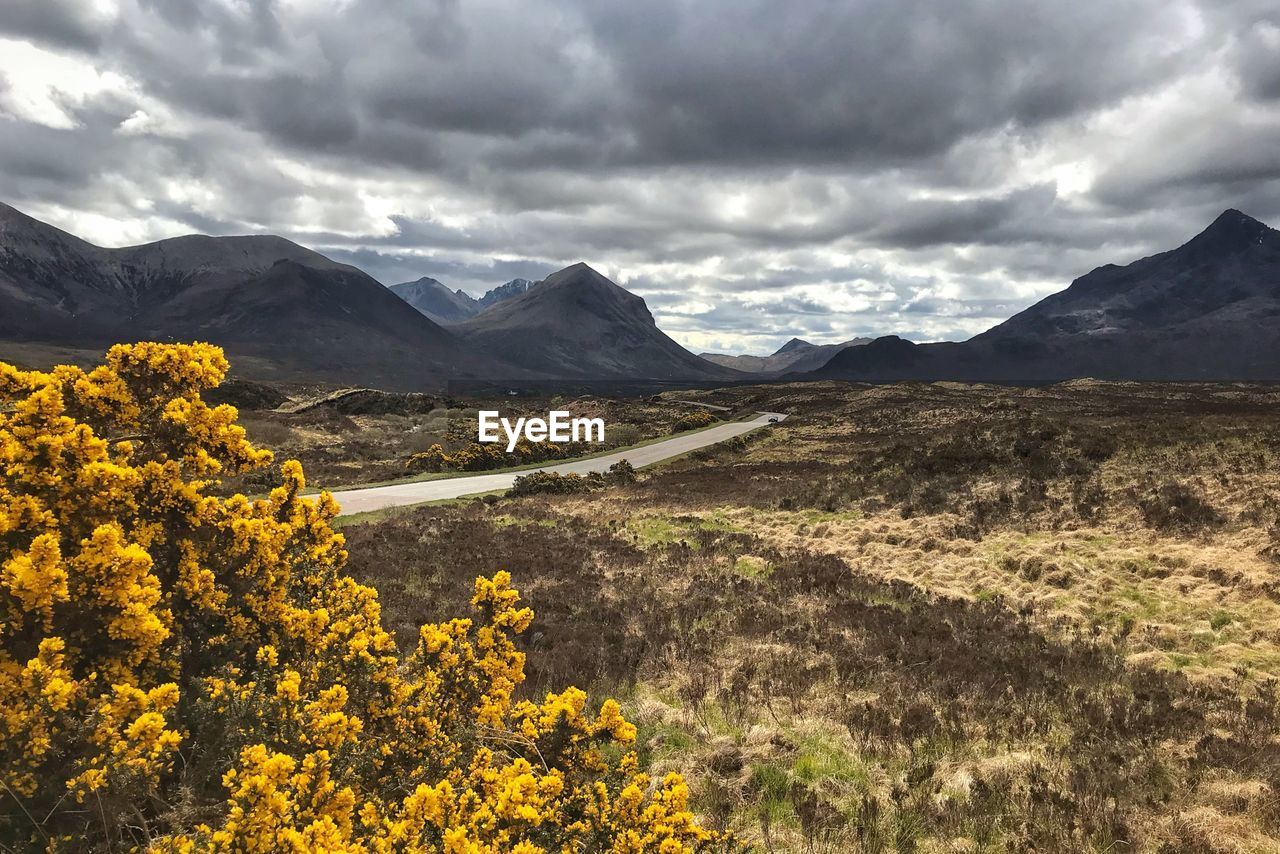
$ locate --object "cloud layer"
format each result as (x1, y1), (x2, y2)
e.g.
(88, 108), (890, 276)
(2, 0), (1278, 353)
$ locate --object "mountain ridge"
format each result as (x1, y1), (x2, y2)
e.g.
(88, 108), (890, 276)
(390, 276), (537, 324)
(701, 337), (873, 374)
(0, 203), (529, 390)
(812, 209), (1280, 382)
(455, 262), (743, 381)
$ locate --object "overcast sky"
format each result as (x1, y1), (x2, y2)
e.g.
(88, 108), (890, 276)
(2, 0), (1278, 354)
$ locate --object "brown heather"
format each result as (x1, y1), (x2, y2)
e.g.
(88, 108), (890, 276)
(335, 380), (1280, 852)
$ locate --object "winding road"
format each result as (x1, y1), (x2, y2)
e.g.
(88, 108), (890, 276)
(329, 410), (787, 515)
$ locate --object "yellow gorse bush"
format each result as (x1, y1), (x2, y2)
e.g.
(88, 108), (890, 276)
(0, 343), (726, 852)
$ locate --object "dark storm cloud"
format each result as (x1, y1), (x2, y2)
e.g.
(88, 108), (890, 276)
(0, 0), (102, 51)
(576, 0), (1191, 166)
(22, 0), (1194, 172)
(1, 0), (1278, 351)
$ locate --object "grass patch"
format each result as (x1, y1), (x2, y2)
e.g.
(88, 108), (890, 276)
(733, 555), (774, 579)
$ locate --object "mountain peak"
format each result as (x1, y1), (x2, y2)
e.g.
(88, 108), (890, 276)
(455, 263), (740, 381)
(774, 337), (813, 356)
(476, 278), (535, 309)
(1210, 208), (1262, 229)
(540, 262), (615, 292)
(1181, 208), (1275, 257)
(550, 262), (604, 281)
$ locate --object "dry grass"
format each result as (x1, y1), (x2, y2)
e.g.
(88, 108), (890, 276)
(337, 380), (1280, 852)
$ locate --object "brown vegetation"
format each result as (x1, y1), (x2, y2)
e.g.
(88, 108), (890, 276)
(336, 380), (1280, 851)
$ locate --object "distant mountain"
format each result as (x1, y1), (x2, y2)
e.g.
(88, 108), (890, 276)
(150, 260), (526, 389)
(0, 201), (348, 340)
(812, 209), (1280, 382)
(454, 263), (743, 381)
(478, 278), (536, 310)
(389, 277), (478, 325)
(391, 276), (537, 324)
(0, 202), (527, 390)
(775, 337), (815, 355)
(701, 337), (872, 374)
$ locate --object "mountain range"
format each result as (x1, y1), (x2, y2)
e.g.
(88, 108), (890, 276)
(0, 201), (529, 389)
(4, 201), (1279, 388)
(700, 337), (873, 374)
(0, 202), (734, 388)
(388, 276), (536, 325)
(810, 209), (1280, 382)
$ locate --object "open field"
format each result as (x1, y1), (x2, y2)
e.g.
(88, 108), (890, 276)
(337, 380), (1280, 852)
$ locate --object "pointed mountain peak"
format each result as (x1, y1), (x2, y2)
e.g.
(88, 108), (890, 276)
(1182, 208), (1275, 256)
(1209, 208), (1263, 230)
(465, 262), (655, 329)
(539, 262), (615, 292)
(774, 337), (814, 356)
(555, 262), (604, 279)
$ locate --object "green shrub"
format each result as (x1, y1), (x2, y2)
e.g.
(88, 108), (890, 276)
(508, 459), (638, 497)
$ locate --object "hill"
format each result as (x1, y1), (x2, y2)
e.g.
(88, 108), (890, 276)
(812, 209), (1280, 382)
(454, 263), (743, 381)
(701, 337), (872, 374)
(0, 202), (524, 390)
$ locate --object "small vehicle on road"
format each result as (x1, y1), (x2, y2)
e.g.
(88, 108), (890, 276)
(768, 416), (779, 423)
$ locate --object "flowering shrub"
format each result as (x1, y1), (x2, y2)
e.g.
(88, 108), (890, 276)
(0, 343), (724, 852)
(671, 411), (715, 433)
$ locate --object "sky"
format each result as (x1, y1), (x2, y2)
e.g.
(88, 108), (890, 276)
(1, 0), (1278, 355)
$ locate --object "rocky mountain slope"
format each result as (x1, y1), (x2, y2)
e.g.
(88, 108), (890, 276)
(390, 276), (536, 325)
(387, 277), (478, 325)
(478, 278), (535, 309)
(0, 202), (526, 389)
(812, 209), (1280, 382)
(454, 263), (743, 381)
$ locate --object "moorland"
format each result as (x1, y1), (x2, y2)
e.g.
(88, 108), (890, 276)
(291, 379), (1280, 852)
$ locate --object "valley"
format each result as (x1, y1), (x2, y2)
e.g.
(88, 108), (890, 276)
(5, 5), (1278, 850)
(4, 203), (1280, 851)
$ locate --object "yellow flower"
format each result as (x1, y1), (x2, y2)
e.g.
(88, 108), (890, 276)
(1, 343), (725, 853)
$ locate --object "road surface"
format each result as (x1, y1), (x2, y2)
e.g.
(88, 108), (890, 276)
(329, 410), (786, 515)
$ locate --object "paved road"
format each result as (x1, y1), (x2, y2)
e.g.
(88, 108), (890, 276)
(329, 410), (787, 515)
(668, 399), (732, 411)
